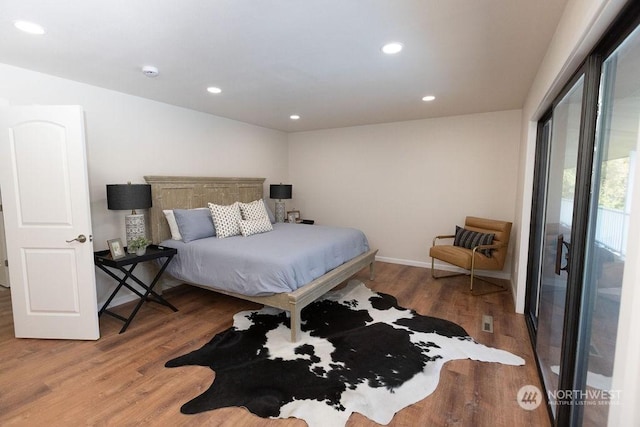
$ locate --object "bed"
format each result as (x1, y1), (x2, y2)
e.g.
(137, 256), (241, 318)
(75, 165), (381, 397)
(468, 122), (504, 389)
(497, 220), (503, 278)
(144, 176), (378, 341)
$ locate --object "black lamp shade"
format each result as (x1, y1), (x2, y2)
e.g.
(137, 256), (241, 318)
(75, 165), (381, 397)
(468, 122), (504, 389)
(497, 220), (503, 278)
(270, 184), (292, 200)
(106, 184), (152, 210)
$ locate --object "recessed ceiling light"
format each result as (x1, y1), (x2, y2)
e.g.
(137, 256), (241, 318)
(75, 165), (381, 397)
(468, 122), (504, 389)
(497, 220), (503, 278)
(207, 87), (222, 94)
(14, 20), (45, 35)
(381, 42), (403, 54)
(290, 115), (300, 120)
(422, 95), (436, 102)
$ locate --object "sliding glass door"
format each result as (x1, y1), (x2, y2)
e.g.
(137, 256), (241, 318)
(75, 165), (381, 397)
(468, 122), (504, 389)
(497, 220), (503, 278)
(526, 4), (640, 425)
(533, 76), (584, 418)
(574, 24), (640, 426)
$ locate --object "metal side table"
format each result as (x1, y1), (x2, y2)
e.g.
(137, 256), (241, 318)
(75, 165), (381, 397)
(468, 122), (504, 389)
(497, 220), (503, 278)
(94, 244), (178, 333)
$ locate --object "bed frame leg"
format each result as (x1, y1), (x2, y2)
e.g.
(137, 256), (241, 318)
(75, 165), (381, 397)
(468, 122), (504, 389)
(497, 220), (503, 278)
(290, 307), (301, 342)
(369, 261), (376, 280)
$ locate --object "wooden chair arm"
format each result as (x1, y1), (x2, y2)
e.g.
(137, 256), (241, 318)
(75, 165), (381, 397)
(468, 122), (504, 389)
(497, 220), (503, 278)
(432, 234), (455, 246)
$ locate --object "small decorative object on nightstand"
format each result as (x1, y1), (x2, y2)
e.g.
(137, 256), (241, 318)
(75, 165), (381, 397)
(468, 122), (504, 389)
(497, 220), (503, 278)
(270, 183), (292, 223)
(128, 236), (150, 256)
(287, 210), (301, 223)
(107, 238), (126, 259)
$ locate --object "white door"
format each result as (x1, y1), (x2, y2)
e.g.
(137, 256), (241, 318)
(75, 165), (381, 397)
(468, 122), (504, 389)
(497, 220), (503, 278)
(0, 190), (8, 287)
(0, 198), (9, 288)
(0, 190), (8, 288)
(0, 106), (99, 339)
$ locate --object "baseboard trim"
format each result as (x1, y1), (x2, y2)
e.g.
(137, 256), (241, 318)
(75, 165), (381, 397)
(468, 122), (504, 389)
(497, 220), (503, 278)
(375, 256), (431, 269)
(375, 255), (511, 280)
(95, 278), (182, 312)
(96, 292), (138, 312)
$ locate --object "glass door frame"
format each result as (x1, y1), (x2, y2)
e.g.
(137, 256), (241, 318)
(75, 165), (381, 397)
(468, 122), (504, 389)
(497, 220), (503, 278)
(524, 111), (551, 337)
(525, 61), (600, 422)
(556, 55), (601, 426)
(525, 2), (640, 424)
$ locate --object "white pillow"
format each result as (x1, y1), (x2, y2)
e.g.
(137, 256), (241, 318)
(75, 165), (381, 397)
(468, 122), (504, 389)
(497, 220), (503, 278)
(163, 208), (209, 240)
(208, 202), (242, 238)
(163, 209), (182, 240)
(238, 217), (273, 237)
(238, 199), (269, 221)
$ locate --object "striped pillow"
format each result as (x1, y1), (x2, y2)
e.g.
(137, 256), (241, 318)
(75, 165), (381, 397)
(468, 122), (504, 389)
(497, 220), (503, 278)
(454, 226), (495, 257)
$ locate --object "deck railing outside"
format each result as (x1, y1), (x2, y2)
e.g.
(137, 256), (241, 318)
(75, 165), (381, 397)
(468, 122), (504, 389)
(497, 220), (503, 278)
(560, 198), (629, 257)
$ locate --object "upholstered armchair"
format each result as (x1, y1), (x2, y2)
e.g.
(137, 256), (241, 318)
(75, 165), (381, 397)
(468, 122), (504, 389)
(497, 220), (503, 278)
(430, 216), (512, 294)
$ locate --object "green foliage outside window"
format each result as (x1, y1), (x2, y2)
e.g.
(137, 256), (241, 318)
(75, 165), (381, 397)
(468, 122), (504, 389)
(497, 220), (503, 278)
(562, 157), (629, 210)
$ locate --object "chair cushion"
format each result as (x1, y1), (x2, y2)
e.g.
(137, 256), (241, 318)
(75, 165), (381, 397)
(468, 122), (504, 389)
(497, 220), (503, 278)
(430, 245), (501, 270)
(454, 226), (495, 257)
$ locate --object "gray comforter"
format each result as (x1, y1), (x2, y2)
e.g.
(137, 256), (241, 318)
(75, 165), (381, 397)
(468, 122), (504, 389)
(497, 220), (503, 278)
(159, 222), (370, 296)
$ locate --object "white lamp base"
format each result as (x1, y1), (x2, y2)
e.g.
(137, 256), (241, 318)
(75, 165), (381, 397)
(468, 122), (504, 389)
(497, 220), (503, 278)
(275, 200), (286, 223)
(125, 213), (146, 246)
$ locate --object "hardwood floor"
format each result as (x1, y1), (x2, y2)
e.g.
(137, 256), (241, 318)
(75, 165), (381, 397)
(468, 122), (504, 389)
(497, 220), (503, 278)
(0, 263), (550, 426)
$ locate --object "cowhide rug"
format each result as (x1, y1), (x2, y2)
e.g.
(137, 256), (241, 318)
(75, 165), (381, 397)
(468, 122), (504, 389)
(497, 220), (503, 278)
(165, 280), (524, 426)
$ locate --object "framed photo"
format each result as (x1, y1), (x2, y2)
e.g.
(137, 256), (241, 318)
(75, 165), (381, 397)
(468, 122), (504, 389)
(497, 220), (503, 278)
(287, 210), (301, 223)
(107, 238), (126, 259)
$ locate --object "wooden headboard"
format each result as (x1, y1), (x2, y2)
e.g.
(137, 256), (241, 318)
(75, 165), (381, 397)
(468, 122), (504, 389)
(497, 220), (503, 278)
(144, 176), (265, 243)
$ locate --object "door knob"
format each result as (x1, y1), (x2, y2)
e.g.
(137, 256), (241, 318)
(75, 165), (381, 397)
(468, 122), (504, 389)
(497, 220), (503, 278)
(554, 233), (571, 275)
(66, 234), (87, 243)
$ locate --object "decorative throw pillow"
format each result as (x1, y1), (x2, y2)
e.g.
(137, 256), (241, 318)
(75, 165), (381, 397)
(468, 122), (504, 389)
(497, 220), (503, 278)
(238, 199), (269, 221)
(208, 202), (242, 238)
(454, 226), (495, 257)
(173, 208), (216, 243)
(238, 216), (274, 237)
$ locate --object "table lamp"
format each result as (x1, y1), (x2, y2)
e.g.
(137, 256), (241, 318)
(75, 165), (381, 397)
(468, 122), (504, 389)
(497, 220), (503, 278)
(269, 184), (292, 223)
(106, 183), (152, 246)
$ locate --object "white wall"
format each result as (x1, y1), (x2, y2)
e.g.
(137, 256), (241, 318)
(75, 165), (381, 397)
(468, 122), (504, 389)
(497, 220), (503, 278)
(0, 62), (289, 305)
(289, 110), (522, 276)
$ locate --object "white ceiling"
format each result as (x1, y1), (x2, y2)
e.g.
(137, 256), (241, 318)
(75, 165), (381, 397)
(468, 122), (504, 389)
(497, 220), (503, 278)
(0, 0), (568, 132)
